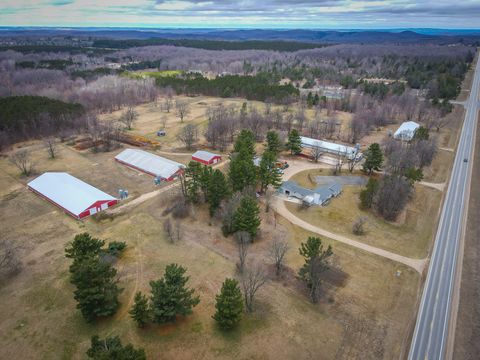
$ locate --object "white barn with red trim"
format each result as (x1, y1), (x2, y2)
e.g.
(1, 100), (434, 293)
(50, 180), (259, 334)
(115, 148), (184, 181)
(27, 172), (118, 219)
(191, 150), (222, 165)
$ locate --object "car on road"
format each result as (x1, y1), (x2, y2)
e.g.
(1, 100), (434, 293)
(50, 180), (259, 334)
(157, 130), (166, 136)
(464, 158), (468, 163)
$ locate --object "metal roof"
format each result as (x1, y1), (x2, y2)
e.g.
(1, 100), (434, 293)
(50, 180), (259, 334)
(300, 136), (359, 159)
(280, 180), (343, 205)
(27, 172), (116, 216)
(394, 121), (420, 140)
(115, 149), (184, 179)
(192, 150), (220, 162)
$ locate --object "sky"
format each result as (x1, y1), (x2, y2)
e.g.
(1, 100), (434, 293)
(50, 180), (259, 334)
(1, 0), (479, 29)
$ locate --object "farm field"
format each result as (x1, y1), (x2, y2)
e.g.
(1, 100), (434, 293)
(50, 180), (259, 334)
(0, 137), (420, 359)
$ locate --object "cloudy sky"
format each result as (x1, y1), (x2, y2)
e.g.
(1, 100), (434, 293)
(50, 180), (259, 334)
(1, 0), (479, 28)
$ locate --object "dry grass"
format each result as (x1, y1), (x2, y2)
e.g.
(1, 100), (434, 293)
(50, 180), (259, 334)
(286, 170), (441, 259)
(0, 140), (420, 359)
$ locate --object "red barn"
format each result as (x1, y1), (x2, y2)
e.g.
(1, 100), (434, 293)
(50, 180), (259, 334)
(27, 172), (118, 219)
(192, 150), (222, 165)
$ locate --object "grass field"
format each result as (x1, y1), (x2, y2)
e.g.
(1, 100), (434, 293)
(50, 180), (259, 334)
(124, 70), (184, 80)
(0, 140), (420, 359)
(286, 170), (441, 259)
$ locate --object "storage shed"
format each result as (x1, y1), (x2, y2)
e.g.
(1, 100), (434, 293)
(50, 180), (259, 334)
(192, 150), (222, 165)
(300, 136), (361, 160)
(394, 121), (420, 141)
(115, 148), (184, 181)
(27, 172), (118, 219)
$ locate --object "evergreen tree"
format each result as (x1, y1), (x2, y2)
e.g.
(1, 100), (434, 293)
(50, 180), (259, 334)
(313, 93), (320, 106)
(233, 129), (256, 160)
(404, 167), (424, 185)
(70, 256), (122, 321)
(414, 126), (429, 141)
(306, 92), (314, 108)
(213, 278), (243, 330)
(65, 232), (104, 266)
(265, 130), (281, 158)
(150, 264), (200, 324)
(233, 196), (261, 239)
(184, 161), (203, 203)
(65, 233), (121, 322)
(87, 335), (146, 360)
(362, 143), (383, 175)
(199, 165), (213, 202)
(286, 129), (302, 155)
(258, 150), (282, 193)
(207, 169), (230, 216)
(229, 154), (257, 192)
(129, 291), (151, 328)
(298, 237), (333, 303)
(359, 178), (378, 209)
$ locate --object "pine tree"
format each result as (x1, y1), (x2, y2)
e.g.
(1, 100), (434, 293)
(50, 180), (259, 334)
(129, 291), (151, 328)
(70, 256), (122, 321)
(199, 165), (213, 202)
(359, 178), (378, 209)
(184, 161), (203, 203)
(233, 129), (256, 160)
(286, 129), (302, 155)
(233, 196), (261, 239)
(207, 169), (230, 216)
(150, 263), (200, 324)
(363, 143), (383, 175)
(306, 92), (314, 108)
(65, 232), (104, 266)
(87, 335), (146, 360)
(414, 126), (429, 141)
(66, 233), (121, 322)
(213, 278), (243, 330)
(258, 150), (282, 193)
(265, 130), (281, 158)
(298, 237), (333, 303)
(229, 155), (257, 192)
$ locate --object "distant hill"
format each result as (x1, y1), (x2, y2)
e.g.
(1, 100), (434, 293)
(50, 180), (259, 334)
(1, 27), (479, 45)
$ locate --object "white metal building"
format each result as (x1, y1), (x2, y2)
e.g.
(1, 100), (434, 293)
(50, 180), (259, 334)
(394, 121), (420, 141)
(115, 148), (184, 181)
(27, 172), (118, 219)
(300, 136), (361, 160)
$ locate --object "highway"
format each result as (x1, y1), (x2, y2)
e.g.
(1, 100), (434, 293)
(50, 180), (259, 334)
(408, 56), (480, 359)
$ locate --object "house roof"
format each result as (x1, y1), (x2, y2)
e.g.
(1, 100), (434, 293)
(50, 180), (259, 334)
(27, 172), (115, 216)
(394, 121), (420, 139)
(115, 149), (184, 179)
(280, 180), (343, 204)
(192, 150), (220, 162)
(300, 136), (359, 158)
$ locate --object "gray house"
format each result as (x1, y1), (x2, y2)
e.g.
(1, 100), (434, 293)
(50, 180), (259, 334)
(278, 180), (343, 206)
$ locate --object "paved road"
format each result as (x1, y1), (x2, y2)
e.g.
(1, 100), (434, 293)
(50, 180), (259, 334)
(408, 56), (480, 359)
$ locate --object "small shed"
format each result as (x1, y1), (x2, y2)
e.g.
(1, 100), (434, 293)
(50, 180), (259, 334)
(192, 150), (222, 165)
(394, 121), (420, 141)
(115, 148), (184, 181)
(27, 172), (118, 219)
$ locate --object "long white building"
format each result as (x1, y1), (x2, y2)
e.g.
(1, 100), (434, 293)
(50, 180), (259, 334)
(300, 136), (361, 160)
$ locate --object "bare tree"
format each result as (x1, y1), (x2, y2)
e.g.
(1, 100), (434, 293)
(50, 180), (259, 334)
(311, 143), (323, 163)
(0, 239), (21, 281)
(9, 149), (35, 176)
(44, 137), (58, 159)
(241, 263), (267, 313)
(163, 218), (175, 243)
(352, 216), (367, 235)
(119, 107), (138, 130)
(269, 237), (289, 276)
(174, 221), (182, 243)
(162, 97), (173, 113)
(235, 231), (251, 274)
(177, 124), (198, 150)
(160, 115), (167, 130)
(175, 100), (190, 123)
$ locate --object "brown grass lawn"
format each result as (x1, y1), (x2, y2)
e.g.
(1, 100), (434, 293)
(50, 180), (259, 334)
(286, 170), (441, 259)
(0, 141), (419, 359)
